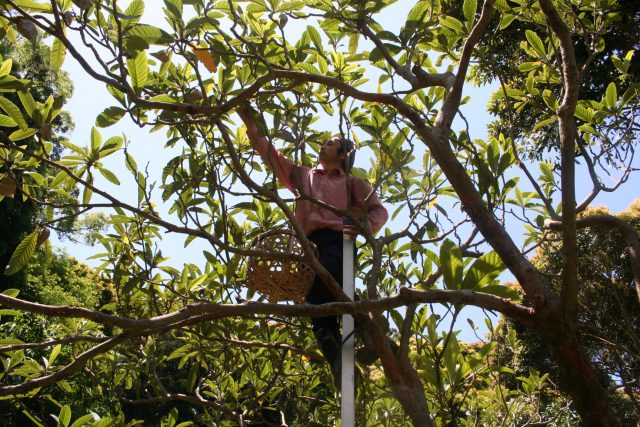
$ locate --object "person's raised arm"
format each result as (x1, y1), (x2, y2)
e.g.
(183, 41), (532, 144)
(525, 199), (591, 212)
(236, 105), (296, 190)
(237, 105), (271, 159)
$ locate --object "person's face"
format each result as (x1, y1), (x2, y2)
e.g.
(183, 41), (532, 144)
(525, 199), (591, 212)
(319, 137), (346, 167)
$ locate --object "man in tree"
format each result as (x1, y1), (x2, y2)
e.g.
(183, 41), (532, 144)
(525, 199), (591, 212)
(238, 106), (389, 381)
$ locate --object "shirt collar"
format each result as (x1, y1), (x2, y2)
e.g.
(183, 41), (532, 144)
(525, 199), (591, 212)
(311, 166), (346, 177)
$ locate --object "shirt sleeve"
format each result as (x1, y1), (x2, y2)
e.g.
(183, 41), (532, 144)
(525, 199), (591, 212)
(352, 178), (388, 235)
(264, 146), (295, 190)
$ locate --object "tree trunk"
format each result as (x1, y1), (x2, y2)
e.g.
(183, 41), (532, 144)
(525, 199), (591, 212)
(541, 311), (621, 426)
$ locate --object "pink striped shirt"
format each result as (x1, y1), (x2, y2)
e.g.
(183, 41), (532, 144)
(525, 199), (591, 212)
(265, 147), (388, 236)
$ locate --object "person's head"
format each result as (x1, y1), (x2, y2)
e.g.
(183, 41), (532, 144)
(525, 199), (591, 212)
(319, 136), (355, 171)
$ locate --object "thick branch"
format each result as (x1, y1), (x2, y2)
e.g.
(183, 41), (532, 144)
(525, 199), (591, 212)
(434, 0), (496, 135)
(358, 23), (455, 90)
(0, 289), (533, 331)
(0, 335), (107, 353)
(539, 0), (581, 331)
(0, 332), (131, 396)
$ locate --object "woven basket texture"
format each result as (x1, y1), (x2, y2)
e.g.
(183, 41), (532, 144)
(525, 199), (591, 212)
(247, 229), (316, 303)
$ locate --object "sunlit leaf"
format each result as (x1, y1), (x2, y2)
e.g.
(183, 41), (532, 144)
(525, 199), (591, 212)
(525, 30), (546, 57)
(5, 230), (38, 276)
(461, 251), (506, 289)
(57, 404), (71, 427)
(127, 50), (149, 91)
(9, 128), (37, 141)
(51, 38), (67, 70)
(463, 0), (477, 29)
(440, 239), (463, 289)
(0, 96), (28, 129)
(96, 106), (126, 128)
(98, 166), (121, 185)
(0, 114), (16, 127)
(127, 24), (174, 45)
(604, 82), (617, 109)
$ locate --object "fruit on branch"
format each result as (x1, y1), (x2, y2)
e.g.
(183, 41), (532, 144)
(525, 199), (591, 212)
(15, 18), (38, 43)
(36, 227), (50, 248)
(0, 174), (17, 198)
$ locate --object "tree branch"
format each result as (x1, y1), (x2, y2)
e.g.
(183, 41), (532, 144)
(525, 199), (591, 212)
(539, 0), (581, 331)
(434, 0), (496, 136)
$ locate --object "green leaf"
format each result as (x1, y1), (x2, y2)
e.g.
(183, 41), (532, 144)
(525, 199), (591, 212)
(44, 238), (52, 266)
(348, 33), (359, 56)
(306, 25), (323, 52)
(97, 166), (121, 185)
(0, 114), (16, 127)
(82, 185), (93, 205)
(604, 82), (617, 109)
(574, 104), (594, 122)
(127, 50), (149, 91)
(70, 415), (95, 427)
(532, 115), (556, 131)
(0, 96), (28, 129)
(125, 0), (145, 19)
(440, 239), (463, 289)
(518, 61), (541, 72)
(96, 106), (126, 128)
(463, 0), (477, 29)
(164, 0), (183, 19)
(100, 136), (124, 156)
(57, 380), (72, 393)
(127, 24), (174, 45)
(500, 13), (516, 30)
(12, 0), (52, 12)
(0, 59), (12, 76)
(48, 344), (62, 366)
(60, 139), (85, 155)
(611, 55), (626, 74)
(2, 289), (20, 297)
(58, 405), (71, 427)
(5, 230), (38, 276)
(542, 89), (557, 110)
(525, 30), (546, 58)
(17, 91), (36, 118)
(461, 251), (506, 289)
(439, 15), (465, 33)
(443, 333), (460, 380)
(481, 284), (520, 300)
(51, 38), (66, 70)
(0, 75), (27, 92)
(297, 62), (320, 74)
(9, 128), (37, 141)
(90, 126), (102, 153)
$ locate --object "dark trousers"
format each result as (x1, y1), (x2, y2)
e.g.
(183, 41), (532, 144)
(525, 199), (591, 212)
(306, 228), (355, 367)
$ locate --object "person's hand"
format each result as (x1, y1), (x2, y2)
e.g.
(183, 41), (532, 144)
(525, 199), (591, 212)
(343, 224), (358, 241)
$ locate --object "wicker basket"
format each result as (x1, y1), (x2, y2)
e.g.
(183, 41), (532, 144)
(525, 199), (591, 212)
(246, 229), (316, 303)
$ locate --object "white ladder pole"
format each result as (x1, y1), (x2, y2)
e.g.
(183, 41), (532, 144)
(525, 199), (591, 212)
(341, 229), (355, 427)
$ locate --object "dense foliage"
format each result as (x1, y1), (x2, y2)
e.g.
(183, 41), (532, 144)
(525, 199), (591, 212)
(0, 0), (638, 425)
(500, 202), (640, 424)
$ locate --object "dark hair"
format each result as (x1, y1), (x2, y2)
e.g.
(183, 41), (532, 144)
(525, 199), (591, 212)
(335, 137), (356, 170)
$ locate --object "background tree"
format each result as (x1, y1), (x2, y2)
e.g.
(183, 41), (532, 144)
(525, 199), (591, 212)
(463, 0), (640, 159)
(0, 0), (637, 426)
(0, 250), (115, 426)
(0, 36), (75, 293)
(496, 202), (640, 424)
